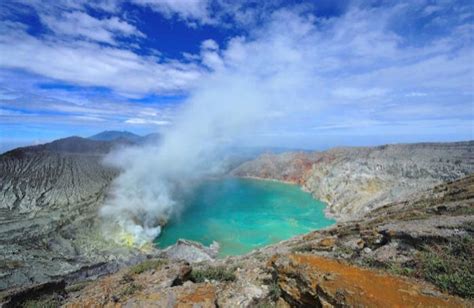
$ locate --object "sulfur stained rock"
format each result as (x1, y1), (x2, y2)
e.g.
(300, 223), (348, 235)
(314, 237), (337, 251)
(105, 283), (217, 307)
(174, 283), (217, 308)
(269, 253), (469, 307)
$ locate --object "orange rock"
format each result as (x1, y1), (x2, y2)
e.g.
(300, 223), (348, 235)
(270, 253), (470, 307)
(175, 283), (217, 308)
(317, 237), (336, 249)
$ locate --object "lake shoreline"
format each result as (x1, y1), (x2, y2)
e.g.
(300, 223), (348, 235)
(155, 177), (336, 256)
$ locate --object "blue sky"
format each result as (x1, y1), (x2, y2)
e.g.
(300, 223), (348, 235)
(0, 0), (473, 151)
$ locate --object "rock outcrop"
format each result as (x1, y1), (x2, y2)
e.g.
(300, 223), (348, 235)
(232, 141), (474, 219)
(161, 239), (220, 263)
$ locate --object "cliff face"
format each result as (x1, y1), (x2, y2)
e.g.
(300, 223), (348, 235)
(0, 138), (147, 291)
(0, 151), (115, 213)
(232, 141), (474, 219)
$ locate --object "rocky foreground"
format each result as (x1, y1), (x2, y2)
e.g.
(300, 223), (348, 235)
(0, 140), (473, 307)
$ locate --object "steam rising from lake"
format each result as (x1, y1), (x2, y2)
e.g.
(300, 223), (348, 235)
(100, 10), (323, 245)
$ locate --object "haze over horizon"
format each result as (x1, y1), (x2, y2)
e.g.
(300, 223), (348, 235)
(1, 0), (473, 152)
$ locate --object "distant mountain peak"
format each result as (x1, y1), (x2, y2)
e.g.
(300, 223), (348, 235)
(88, 130), (141, 142)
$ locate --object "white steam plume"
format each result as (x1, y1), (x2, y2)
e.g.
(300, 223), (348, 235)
(100, 10), (323, 245)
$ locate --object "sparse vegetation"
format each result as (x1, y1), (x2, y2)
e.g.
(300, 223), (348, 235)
(128, 259), (165, 275)
(65, 281), (91, 293)
(360, 256), (384, 268)
(121, 272), (134, 284)
(361, 257), (416, 278)
(462, 220), (474, 231)
(387, 263), (415, 277)
(334, 245), (354, 256)
(255, 301), (276, 308)
(415, 236), (474, 298)
(120, 283), (143, 297)
(268, 281), (281, 300)
(288, 220), (473, 300)
(291, 244), (313, 253)
(190, 266), (236, 283)
(21, 295), (61, 308)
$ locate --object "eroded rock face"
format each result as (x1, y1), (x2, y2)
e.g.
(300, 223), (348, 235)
(232, 141), (474, 219)
(0, 138), (144, 291)
(270, 253), (468, 307)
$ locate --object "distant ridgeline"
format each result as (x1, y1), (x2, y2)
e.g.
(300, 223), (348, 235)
(88, 130), (161, 143)
(1, 131), (161, 156)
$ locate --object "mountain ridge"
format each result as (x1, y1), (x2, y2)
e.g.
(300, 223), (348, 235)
(88, 131), (142, 142)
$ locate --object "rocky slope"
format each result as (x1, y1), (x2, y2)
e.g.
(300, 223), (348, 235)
(232, 141), (474, 219)
(0, 137), (150, 291)
(3, 173), (471, 307)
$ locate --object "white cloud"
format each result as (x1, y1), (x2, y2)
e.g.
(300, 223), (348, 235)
(1, 0), (472, 145)
(406, 92), (429, 97)
(41, 11), (145, 45)
(0, 71), (179, 130)
(129, 0), (282, 28)
(332, 87), (389, 100)
(0, 21), (203, 95)
(3, 1), (469, 100)
(201, 39), (219, 50)
(125, 118), (171, 125)
(73, 115), (106, 122)
(4, 0), (124, 15)
(131, 0), (211, 24)
(200, 39), (223, 70)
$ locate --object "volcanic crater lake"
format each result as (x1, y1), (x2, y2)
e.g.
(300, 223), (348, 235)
(155, 178), (335, 256)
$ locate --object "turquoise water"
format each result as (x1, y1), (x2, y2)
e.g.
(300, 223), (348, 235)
(155, 178), (335, 256)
